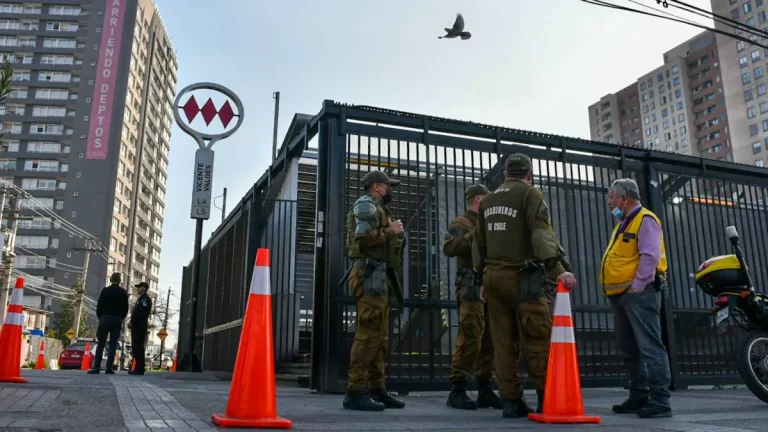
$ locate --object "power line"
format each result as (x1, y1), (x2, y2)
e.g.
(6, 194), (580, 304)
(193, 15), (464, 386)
(581, 0), (768, 50)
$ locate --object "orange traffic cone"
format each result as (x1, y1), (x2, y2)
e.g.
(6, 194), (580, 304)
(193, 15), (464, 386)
(35, 340), (45, 370)
(0, 278), (27, 383)
(80, 342), (91, 371)
(212, 248), (292, 429)
(171, 348), (177, 372)
(131, 358), (136, 372)
(528, 282), (601, 424)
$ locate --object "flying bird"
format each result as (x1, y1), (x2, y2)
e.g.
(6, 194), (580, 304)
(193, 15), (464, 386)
(438, 13), (471, 40)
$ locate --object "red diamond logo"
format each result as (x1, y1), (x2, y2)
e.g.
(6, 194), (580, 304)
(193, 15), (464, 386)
(200, 98), (218, 126)
(218, 101), (235, 128)
(182, 95), (199, 123)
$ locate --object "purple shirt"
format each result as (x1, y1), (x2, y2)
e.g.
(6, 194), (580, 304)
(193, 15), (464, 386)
(625, 204), (663, 291)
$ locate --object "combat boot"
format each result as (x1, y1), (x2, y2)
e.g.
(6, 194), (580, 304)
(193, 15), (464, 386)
(501, 398), (534, 418)
(476, 382), (502, 409)
(369, 388), (406, 409)
(446, 383), (477, 410)
(536, 390), (544, 414)
(343, 391), (385, 411)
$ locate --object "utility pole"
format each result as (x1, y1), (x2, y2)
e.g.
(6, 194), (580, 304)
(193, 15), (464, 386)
(72, 238), (102, 337)
(272, 91), (280, 162)
(0, 191), (20, 326)
(221, 188), (227, 223)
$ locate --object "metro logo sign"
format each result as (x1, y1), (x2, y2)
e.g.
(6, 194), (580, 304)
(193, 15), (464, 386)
(86, 0), (127, 160)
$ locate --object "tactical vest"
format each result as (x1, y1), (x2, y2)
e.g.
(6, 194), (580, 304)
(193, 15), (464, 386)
(479, 179), (537, 269)
(345, 197), (403, 268)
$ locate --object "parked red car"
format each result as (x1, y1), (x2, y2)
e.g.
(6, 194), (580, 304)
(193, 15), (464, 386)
(57, 341), (94, 370)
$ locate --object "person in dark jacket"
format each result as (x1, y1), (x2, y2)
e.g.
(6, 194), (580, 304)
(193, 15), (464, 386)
(128, 282), (152, 375)
(89, 272), (129, 374)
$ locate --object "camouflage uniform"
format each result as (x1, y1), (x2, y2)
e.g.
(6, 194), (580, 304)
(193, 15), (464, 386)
(473, 153), (567, 418)
(444, 184), (502, 410)
(343, 170), (407, 412)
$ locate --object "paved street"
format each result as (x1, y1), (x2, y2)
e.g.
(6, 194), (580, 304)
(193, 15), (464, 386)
(0, 370), (767, 431)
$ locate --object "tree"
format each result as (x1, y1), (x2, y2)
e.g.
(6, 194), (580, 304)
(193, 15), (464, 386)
(52, 278), (91, 345)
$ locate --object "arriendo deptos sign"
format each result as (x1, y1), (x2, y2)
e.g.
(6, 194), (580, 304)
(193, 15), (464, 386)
(172, 83), (244, 220)
(86, 0), (127, 160)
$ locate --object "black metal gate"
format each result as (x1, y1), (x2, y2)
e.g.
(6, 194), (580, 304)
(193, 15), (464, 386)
(310, 101), (768, 393)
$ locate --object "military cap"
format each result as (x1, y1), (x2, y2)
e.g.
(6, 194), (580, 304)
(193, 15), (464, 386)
(361, 170), (401, 188)
(505, 153), (533, 173)
(464, 184), (490, 201)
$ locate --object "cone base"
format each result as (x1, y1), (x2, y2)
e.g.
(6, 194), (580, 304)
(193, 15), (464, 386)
(528, 412), (601, 424)
(0, 377), (26, 384)
(211, 413), (292, 429)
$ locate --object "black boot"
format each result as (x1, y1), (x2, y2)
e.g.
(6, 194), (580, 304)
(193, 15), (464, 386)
(369, 388), (405, 409)
(536, 391), (544, 414)
(446, 383), (477, 410)
(476, 382), (502, 409)
(612, 396), (649, 414)
(343, 391), (385, 411)
(502, 398), (534, 418)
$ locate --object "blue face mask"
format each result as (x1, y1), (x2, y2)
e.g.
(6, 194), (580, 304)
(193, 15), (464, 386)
(611, 207), (623, 219)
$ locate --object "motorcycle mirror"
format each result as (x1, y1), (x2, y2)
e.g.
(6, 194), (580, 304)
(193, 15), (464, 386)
(725, 225), (739, 240)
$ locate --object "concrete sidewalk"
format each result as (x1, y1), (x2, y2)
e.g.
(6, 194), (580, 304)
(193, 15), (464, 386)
(0, 369), (766, 431)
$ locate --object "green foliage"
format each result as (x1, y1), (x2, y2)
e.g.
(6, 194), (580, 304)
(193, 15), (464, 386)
(52, 278), (92, 345)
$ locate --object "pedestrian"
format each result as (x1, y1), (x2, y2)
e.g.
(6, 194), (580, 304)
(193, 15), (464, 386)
(89, 272), (129, 374)
(443, 184), (502, 410)
(601, 178), (672, 418)
(342, 170), (406, 411)
(128, 282), (152, 376)
(473, 153), (577, 418)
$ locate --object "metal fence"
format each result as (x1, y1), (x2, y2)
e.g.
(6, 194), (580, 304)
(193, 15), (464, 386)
(179, 100), (768, 394)
(310, 101), (768, 393)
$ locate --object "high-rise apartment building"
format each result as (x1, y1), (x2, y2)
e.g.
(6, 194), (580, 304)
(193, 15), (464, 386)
(711, 0), (768, 167)
(588, 31), (733, 162)
(0, 0), (177, 326)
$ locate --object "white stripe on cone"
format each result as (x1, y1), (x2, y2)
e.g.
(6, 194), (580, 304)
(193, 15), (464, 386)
(554, 292), (571, 317)
(551, 325), (576, 344)
(4, 312), (24, 326)
(9, 288), (23, 305)
(249, 265), (271, 296)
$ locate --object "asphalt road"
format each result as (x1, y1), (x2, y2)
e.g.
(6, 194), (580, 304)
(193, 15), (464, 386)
(0, 369), (766, 431)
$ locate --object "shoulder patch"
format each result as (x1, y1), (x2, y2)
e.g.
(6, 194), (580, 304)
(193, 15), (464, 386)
(141, 299), (149, 307)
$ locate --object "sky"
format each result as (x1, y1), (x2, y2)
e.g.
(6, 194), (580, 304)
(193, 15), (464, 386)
(151, 0), (716, 340)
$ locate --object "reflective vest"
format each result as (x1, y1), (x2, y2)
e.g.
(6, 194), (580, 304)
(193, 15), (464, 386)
(599, 207), (668, 296)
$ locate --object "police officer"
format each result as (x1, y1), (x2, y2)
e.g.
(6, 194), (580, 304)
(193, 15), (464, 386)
(343, 170), (407, 411)
(473, 153), (577, 418)
(443, 184), (502, 410)
(128, 282), (152, 376)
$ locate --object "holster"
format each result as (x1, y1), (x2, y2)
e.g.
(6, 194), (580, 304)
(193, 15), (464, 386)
(360, 258), (388, 297)
(518, 260), (551, 300)
(456, 268), (481, 301)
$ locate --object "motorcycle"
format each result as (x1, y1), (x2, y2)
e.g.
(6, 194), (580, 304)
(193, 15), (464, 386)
(694, 225), (768, 403)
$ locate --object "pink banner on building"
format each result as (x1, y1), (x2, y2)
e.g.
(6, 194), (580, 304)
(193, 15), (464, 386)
(86, 0), (128, 160)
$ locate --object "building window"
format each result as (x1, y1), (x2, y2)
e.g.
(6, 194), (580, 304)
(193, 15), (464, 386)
(751, 124), (759, 136)
(743, 72), (752, 85)
(749, 106), (757, 119)
(756, 67), (765, 79)
(746, 88), (755, 101)
(754, 142), (762, 154)
(757, 160), (765, 167)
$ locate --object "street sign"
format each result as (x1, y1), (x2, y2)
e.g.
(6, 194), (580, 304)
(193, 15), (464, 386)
(172, 82), (244, 373)
(172, 82), (244, 220)
(190, 148), (214, 219)
(157, 328), (168, 342)
(65, 328), (76, 341)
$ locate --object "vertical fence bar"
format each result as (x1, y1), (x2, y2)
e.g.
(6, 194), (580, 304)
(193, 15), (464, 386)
(310, 116), (331, 392)
(645, 163), (681, 390)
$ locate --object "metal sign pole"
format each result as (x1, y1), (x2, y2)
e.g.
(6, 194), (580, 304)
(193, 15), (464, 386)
(172, 82), (244, 372)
